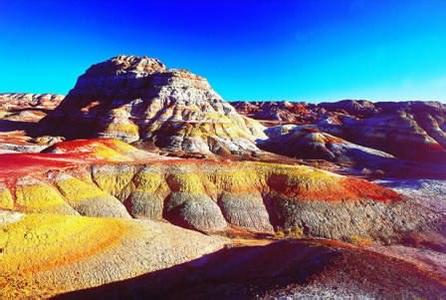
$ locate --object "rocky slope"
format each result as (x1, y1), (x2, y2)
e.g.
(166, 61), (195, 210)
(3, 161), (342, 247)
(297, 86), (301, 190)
(40, 56), (266, 157)
(233, 100), (446, 177)
(0, 211), (226, 298)
(319, 100), (446, 162)
(233, 100), (446, 162)
(1, 56), (445, 298)
(0, 138), (444, 297)
(0, 139), (229, 297)
(58, 239), (446, 299)
(260, 124), (396, 168)
(0, 139), (442, 243)
(0, 93), (64, 153)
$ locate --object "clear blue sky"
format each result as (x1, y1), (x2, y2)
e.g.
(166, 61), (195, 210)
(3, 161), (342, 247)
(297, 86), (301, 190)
(1, 0), (446, 102)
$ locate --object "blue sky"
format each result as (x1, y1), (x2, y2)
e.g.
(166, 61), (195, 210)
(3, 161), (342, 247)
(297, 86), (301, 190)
(1, 0), (446, 102)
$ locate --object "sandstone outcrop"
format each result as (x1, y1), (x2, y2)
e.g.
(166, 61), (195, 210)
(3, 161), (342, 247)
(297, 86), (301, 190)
(40, 56), (266, 156)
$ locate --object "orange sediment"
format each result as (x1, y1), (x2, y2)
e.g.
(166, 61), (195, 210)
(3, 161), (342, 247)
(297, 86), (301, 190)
(0, 138), (146, 184)
(0, 139), (402, 207)
(341, 177), (402, 203)
(0, 213), (130, 274)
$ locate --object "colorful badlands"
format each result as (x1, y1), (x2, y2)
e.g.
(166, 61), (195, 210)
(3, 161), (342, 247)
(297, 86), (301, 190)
(0, 56), (445, 298)
(0, 138), (444, 297)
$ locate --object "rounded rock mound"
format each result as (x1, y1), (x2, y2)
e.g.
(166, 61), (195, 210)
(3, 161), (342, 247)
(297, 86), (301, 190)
(40, 55), (266, 157)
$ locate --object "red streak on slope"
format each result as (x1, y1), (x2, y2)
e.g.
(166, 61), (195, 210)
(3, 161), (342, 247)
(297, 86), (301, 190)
(428, 142), (445, 151)
(342, 177), (402, 203)
(46, 138), (113, 153)
(0, 138), (401, 204)
(268, 173), (401, 203)
(0, 139), (123, 185)
(0, 153), (86, 187)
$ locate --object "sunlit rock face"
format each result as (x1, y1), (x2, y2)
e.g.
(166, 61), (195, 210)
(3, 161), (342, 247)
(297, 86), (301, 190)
(0, 93), (63, 113)
(233, 99), (446, 163)
(0, 210), (227, 298)
(2, 57), (445, 299)
(0, 138), (444, 298)
(259, 124), (396, 167)
(40, 55), (266, 156)
(0, 93), (65, 153)
(1, 138), (442, 244)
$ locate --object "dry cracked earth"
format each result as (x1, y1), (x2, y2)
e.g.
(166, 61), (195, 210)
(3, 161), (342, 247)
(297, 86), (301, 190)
(0, 55), (445, 299)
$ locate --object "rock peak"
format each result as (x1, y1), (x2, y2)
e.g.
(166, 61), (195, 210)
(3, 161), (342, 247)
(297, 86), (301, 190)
(40, 54), (266, 156)
(84, 55), (167, 77)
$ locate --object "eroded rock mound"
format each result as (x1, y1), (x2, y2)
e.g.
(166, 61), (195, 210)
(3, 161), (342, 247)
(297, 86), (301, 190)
(40, 55), (266, 156)
(232, 101), (324, 125)
(319, 101), (446, 162)
(0, 93), (64, 153)
(233, 100), (446, 165)
(0, 93), (63, 113)
(0, 210), (226, 298)
(260, 124), (395, 164)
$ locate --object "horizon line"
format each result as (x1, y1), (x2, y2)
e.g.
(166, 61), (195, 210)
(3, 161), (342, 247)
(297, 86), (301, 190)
(1, 91), (445, 104)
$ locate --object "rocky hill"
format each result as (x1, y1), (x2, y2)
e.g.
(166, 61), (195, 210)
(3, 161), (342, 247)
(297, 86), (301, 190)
(0, 93), (63, 112)
(1, 56), (445, 298)
(40, 56), (265, 157)
(1, 138), (422, 240)
(0, 138), (444, 297)
(233, 100), (446, 163)
(0, 93), (64, 153)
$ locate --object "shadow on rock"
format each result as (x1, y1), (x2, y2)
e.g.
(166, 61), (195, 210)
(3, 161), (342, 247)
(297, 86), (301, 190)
(55, 240), (338, 300)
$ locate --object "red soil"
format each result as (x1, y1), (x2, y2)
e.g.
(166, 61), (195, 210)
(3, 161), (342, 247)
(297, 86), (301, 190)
(0, 152), (83, 187)
(46, 138), (113, 153)
(341, 177), (402, 203)
(0, 139), (401, 204)
(268, 173), (401, 203)
(0, 139), (125, 184)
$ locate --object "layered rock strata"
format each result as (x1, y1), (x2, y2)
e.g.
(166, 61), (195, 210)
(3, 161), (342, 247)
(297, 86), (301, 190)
(0, 93), (64, 153)
(0, 210), (226, 298)
(0, 139), (441, 243)
(40, 56), (266, 156)
(260, 124), (395, 166)
(233, 100), (446, 162)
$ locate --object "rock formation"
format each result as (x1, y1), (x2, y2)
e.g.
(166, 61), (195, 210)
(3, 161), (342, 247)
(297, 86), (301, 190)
(0, 210), (226, 298)
(0, 93), (64, 153)
(233, 100), (324, 125)
(318, 101), (446, 162)
(0, 138), (444, 297)
(233, 100), (446, 172)
(0, 138), (442, 242)
(0, 93), (63, 113)
(260, 124), (395, 165)
(1, 56), (445, 298)
(40, 56), (266, 156)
